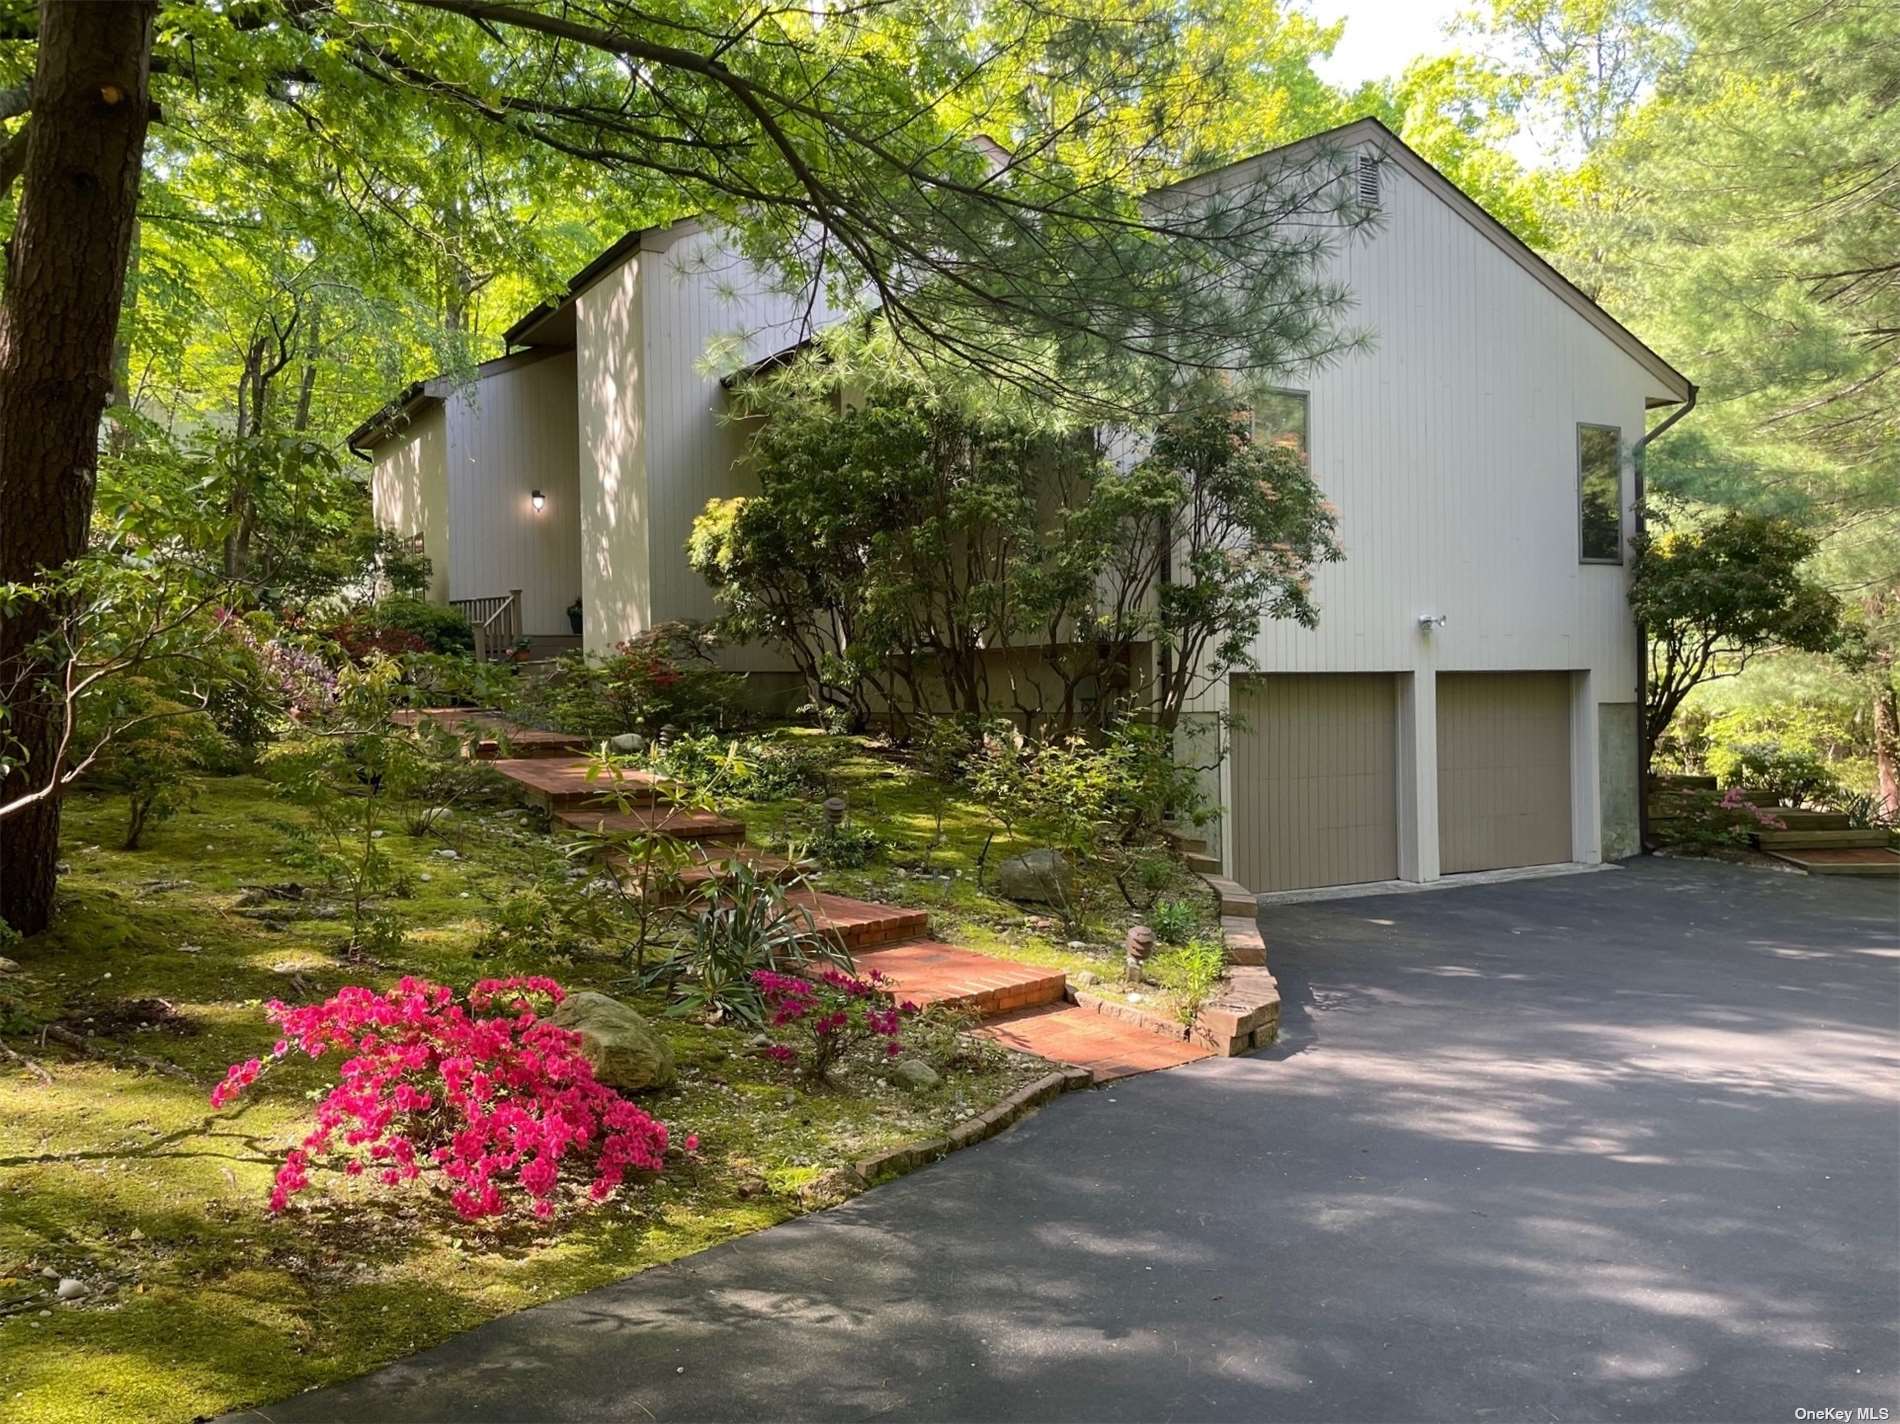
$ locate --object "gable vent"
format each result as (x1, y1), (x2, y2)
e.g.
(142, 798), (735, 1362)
(1357, 154), (1382, 209)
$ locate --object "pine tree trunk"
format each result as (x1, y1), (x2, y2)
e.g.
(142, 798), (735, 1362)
(0, 2), (155, 936)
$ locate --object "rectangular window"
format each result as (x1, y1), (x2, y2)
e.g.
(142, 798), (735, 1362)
(1254, 389), (1309, 460)
(1578, 423), (1622, 563)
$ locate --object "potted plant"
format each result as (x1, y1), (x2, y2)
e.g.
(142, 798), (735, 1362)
(509, 636), (535, 664)
(567, 595), (583, 635)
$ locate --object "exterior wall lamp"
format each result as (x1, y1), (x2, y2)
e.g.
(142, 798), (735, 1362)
(530, 489), (546, 514)
(1417, 613), (1446, 630)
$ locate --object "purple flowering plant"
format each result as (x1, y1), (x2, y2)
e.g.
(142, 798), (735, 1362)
(752, 968), (918, 1083)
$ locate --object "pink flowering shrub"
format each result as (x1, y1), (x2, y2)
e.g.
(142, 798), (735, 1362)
(1720, 786), (1787, 831)
(753, 968), (918, 1083)
(210, 976), (681, 1223)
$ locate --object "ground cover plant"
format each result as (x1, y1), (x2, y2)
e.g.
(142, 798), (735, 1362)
(0, 766), (1047, 1424)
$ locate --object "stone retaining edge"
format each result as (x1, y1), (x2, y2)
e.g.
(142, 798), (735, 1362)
(809, 1066), (1093, 1199)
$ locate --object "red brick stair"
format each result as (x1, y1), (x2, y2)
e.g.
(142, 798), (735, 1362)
(853, 941), (1066, 1016)
(977, 1004), (1214, 1081)
(787, 889), (930, 952)
(555, 806), (746, 843)
(465, 735), (1234, 1084)
(490, 756), (666, 811)
(394, 708), (589, 759)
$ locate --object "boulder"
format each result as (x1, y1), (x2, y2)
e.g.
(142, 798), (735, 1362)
(995, 849), (1075, 905)
(0, 957), (20, 975)
(608, 732), (646, 755)
(890, 1058), (942, 1092)
(550, 991), (676, 1093)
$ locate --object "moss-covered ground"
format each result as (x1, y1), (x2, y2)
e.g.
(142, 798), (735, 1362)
(0, 759), (1056, 1424)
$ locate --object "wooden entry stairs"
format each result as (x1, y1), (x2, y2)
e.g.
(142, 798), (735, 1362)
(1651, 774), (1899, 878)
(424, 712), (1217, 1082)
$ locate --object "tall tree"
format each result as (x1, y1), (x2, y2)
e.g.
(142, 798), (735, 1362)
(0, 1), (154, 934)
(0, 0), (1377, 932)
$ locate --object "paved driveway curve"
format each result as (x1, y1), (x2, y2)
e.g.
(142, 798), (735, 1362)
(239, 859), (1900, 1422)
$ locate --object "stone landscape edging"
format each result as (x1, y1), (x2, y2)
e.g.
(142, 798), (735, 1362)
(816, 1065), (1093, 1197)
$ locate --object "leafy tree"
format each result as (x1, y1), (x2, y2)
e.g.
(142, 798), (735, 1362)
(1628, 509), (1843, 775)
(694, 352), (1342, 733)
(0, 0), (1380, 934)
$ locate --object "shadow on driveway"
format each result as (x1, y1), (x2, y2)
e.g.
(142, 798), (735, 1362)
(232, 858), (1900, 1423)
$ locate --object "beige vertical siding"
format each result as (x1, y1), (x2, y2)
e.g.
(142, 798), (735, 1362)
(1436, 672), (1573, 873)
(370, 405), (449, 603)
(1231, 674), (1399, 892)
(575, 251), (651, 649)
(445, 352), (581, 635)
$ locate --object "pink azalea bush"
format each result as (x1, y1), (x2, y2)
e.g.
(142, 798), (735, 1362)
(210, 976), (683, 1223)
(753, 968), (918, 1082)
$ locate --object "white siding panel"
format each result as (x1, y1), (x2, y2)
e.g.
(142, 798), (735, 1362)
(638, 226), (851, 667)
(443, 353), (582, 636)
(1241, 153), (1646, 692)
(575, 253), (650, 649)
(370, 405), (449, 603)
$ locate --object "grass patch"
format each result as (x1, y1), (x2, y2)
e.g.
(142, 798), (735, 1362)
(0, 770), (1047, 1424)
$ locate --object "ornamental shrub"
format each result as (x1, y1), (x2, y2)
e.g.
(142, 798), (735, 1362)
(1149, 938), (1228, 1028)
(753, 968), (917, 1083)
(209, 975), (682, 1223)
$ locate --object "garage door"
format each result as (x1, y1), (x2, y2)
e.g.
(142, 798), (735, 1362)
(1436, 672), (1573, 874)
(1231, 674), (1398, 892)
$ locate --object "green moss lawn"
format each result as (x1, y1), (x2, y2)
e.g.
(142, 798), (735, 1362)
(0, 759), (1057, 1424)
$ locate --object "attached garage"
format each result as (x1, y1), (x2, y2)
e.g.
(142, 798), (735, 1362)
(1231, 674), (1399, 893)
(1435, 672), (1574, 874)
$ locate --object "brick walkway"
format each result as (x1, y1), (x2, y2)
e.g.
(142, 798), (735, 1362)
(472, 730), (1221, 1082)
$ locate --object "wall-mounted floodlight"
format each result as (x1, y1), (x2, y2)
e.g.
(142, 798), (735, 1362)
(530, 489), (546, 514)
(1417, 613), (1446, 630)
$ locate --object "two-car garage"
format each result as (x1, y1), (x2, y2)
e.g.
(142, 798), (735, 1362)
(1229, 671), (1578, 893)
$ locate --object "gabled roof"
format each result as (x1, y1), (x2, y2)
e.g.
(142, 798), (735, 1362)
(1161, 117), (1692, 405)
(359, 114), (1690, 446)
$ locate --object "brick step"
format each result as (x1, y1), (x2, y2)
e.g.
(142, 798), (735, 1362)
(555, 806), (746, 843)
(1766, 848), (1900, 877)
(851, 940), (1067, 1017)
(393, 708), (590, 759)
(786, 890), (930, 953)
(490, 756), (666, 810)
(610, 847), (799, 900)
(1185, 852), (1222, 875)
(1752, 828), (1890, 850)
(975, 1003), (1214, 1082)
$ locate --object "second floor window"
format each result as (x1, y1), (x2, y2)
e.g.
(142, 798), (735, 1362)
(1254, 389), (1308, 460)
(1578, 423), (1622, 562)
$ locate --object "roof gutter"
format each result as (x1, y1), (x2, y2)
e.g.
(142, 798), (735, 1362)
(1630, 381), (1698, 855)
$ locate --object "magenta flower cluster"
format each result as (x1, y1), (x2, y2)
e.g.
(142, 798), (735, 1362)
(1719, 786), (1787, 831)
(209, 976), (680, 1223)
(752, 968), (918, 1081)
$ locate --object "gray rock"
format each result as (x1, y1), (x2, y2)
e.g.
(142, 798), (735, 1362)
(550, 991), (676, 1093)
(995, 848), (1075, 905)
(55, 1278), (87, 1301)
(0, 957), (20, 974)
(432, 848), (460, 860)
(890, 1058), (942, 1092)
(609, 732), (646, 754)
(1071, 969), (1099, 988)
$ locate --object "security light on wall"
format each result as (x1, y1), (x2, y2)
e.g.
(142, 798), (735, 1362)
(1417, 613), (1446, 630)
(530, 489), (546, 514)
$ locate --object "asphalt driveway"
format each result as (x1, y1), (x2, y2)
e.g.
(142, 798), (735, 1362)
(236, 858), (1900, 1423)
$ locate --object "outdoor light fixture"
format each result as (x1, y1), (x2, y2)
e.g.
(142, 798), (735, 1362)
(1417, 613), (1446, 630)
(530, 489), (546, 514)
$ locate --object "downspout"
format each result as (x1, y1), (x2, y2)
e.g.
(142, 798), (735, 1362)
(1629, 380), (1698, 854)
